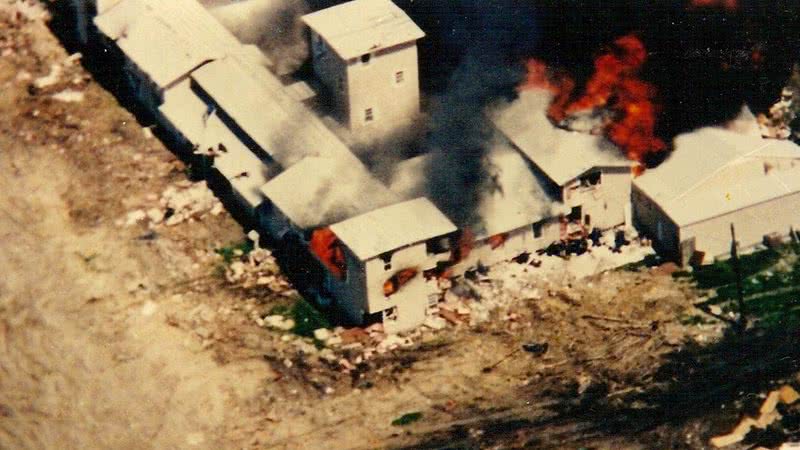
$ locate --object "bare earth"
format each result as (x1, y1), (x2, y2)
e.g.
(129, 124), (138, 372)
(3, 5), (798, 450)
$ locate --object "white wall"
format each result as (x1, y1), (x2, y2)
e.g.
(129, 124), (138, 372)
(345, 42), (420, 137)
(562, 167), (631, 230)
(681, 191), (800, 260)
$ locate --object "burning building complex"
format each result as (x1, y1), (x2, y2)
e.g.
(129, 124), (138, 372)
(69, 0), (800, 331)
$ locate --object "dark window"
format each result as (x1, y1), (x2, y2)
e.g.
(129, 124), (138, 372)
(533, 221), (543, 238)
(584, 214), (591, 226)
(361, 53), (371, 64)
(364, 108), (374, 122)
(426, 237), (450, 255)
(568, 206), (582, 222)
(395, 70), (404, 84)
(379, 251), (392, 271)
(579, 171), (602, 187)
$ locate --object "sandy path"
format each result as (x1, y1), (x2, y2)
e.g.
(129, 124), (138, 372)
(0, 145), (265, 449)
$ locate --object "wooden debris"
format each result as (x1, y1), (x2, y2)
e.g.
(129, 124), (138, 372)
(710, 385), (800, 448)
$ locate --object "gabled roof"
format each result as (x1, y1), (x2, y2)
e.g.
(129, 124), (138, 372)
(95, 0), (250, 88)
(634, 127), (800, 226)
(260, 157), (398, 230)
(330, 198), (457, 261)
(190, 56), (364, 169)
(302, 0), (424, 60)
(159, 80), (274, 209)
(492, 89), (631, 186)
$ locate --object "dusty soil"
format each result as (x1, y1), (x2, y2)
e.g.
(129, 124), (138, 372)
(2, 4), (799, 450)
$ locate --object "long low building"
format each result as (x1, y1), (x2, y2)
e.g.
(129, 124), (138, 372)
(633, 126), (800, 264)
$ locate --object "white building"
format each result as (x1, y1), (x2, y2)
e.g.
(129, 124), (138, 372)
(493, 90), (635, 233)
(302, 0), (424, 138)
(633, 127), (800, 265)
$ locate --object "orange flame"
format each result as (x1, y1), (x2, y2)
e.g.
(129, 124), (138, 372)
(689, 0), (738, 11)
(451, 228), (474, 264)
(488, 233), (509, 250)
(383, 268), (419, 297)
(310, 227), (346, 279)
(520, 34), (667, 163)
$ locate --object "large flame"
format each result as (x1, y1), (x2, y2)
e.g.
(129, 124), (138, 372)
(520, 34), (667, 162)
(383, 268), (419, 297)
(309, 227), (346, 279)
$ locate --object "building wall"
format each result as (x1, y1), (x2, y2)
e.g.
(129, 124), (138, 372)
(310, 31), (350, 121)
(345, 43), (420, 136)
(681, 191), (800, 260)
(631, 184), (682, 260)
(562, 167), (631, 230)
(323, 247), (368, 324)
(450, 219), (561, 275)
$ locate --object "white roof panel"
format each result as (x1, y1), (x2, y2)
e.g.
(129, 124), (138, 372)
(261, 157), (398, 230)
(492, 89), (631, 186)
(95, 0), (250, 88)
(634, 127), (800, 226)
(191, 57), (363, 168)
(302, 0), (424, 59)
(330, 198), (457, 261)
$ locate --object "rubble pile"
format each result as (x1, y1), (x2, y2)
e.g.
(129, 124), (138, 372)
(224, 247), (293, 293)
(257, 232), (664, 378)
(122, 180), (224, 227)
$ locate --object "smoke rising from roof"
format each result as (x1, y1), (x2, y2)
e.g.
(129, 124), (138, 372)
(204, 0), (310, 75)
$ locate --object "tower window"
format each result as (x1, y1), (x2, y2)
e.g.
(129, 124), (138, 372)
(394, 70), (404, 84)
(361, 53), (371, 64)
(364, 108), (374, 122)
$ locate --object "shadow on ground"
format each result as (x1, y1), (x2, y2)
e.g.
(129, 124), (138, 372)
(405, 324), (800, 449)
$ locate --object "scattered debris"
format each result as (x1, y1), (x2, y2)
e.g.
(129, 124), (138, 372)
(710, 385), (800, 448)
(51, 89), (84, 103)
(522, 342), (549, 356)
(391, 412), (423, 426)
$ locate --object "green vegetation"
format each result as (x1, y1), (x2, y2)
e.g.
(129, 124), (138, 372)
(214, 239), (254, 264)
(391, 412), (423, 426)
(289, 297), (331, 338)
(686, 248), (781, 289)
(685, 244), (800, 330)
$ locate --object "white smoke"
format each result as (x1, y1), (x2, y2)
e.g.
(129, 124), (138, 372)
(203, 0), (310, 75)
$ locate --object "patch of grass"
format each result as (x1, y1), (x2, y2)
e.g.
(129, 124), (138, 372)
(690, 248), (781, 289)
(214, 239), (254, 265)
(679, 314), (714, 326)
(618, 254), (662, 272)
(392, 412), (423, 426)
(289, 297), (330, 338)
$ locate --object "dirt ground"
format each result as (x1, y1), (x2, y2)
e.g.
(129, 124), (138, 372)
(2, 4), (800, 450)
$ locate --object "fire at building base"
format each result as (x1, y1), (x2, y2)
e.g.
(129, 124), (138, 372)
(67, 0), (800, 332)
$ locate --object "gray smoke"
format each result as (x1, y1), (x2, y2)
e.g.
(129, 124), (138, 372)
(204, 0), (309, 75)
(422, 48), (525, 228)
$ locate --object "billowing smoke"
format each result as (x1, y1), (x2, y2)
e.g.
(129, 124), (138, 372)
(411, 0), (539, 227)
(390, 0), (800, 223)
(203, 0), (309, 75)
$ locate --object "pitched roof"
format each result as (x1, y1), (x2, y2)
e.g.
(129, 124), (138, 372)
(190, 56), (364, 169)
(159, 80), (274, 209)
(302, 0), (424, 59)
(492, 89), (631, 186)
(260, 157), (398, 230)
(330, 198), (457, 260)
(634, 127), (800, 226)
(95, 0), (251, 87)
